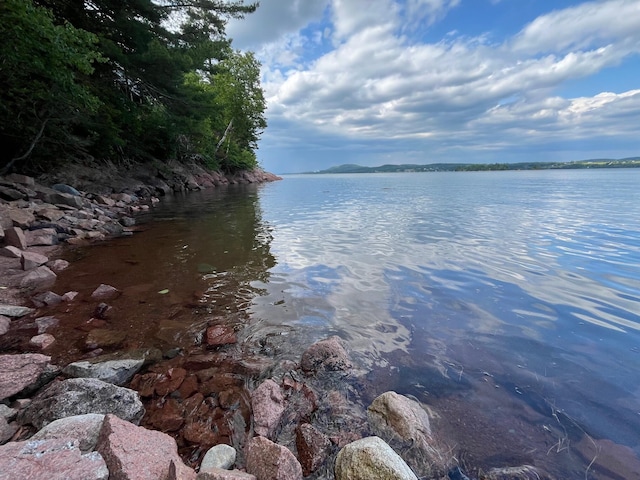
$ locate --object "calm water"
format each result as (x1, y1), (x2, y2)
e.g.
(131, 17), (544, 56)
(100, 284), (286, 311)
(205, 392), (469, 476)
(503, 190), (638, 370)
(54, 169), (640, 478)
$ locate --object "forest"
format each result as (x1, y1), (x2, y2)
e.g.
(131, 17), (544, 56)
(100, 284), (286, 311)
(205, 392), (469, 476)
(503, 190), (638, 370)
(0, 0), (266, 176)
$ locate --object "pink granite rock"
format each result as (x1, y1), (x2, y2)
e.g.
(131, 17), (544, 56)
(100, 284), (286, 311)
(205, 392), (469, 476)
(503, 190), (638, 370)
(245, 435), (302, 480)
(47, 259), (70, 272)
(4, 226), (27, 249)
(96, 414), (196, 480)
(300, 336), (353, 374)
(25, 227), (58, 246)
(295, 423), (332, 476)
(29, 333), (56, 350)
(0, 245), (23, 258)
(206, 325), (238, 347)
(21, 251), (49, 270)
(0, 315), (10, 336)
(20, 265), (57, 291)
(0, 437), (108, 480)
(197, 468), (256, 480)
(251, 379), (285, 439)
(91, 284), (121, 300)
(0, 353), (59, 401)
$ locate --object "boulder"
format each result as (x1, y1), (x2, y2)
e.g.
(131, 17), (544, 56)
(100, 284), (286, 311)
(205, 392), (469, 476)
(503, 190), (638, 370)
(32, 291), (64, 307)
(37, 207), (65, 222)
(295, 423), (332, 476)
(8, 208), (35, 228)
(245, 435), (303, 480)
(0, 304), (34, 317)
(251, 379), (285, 439)
(20, 265), (57, 291)
(0, 415), (19, 444)
(4, 226), (27, 249)
(0, 438), (109, 480)
(0, 185), (26, 201)
(34, 185), (84, 209)
(6, 173), (35, 186)
(90, 283), (121, 300)
(63, 357), (145, 386)
(25, 227), (58, 246)
(200, 443), (237, 471)
(35, 316), (60, 333)
(96, 413), (196, 480)
(197, 469), (256, 480)
(29, 333), (56, 350)
(0, 354), (60, 401)
(21, 251), (49, 270)
(19, 378), (145, 429)
(0, 245), (23, 258)
(335, 436), (418, 480)
(31, 414), (105, 453)
(0, 315), (10, 335)
(300, 336), (353, 374)
(47, 258), (70, 272)
(367, 391), (447, 478)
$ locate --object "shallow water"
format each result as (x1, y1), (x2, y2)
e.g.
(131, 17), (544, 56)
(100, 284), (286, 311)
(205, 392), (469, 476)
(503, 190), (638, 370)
(49, 169), (640, 478)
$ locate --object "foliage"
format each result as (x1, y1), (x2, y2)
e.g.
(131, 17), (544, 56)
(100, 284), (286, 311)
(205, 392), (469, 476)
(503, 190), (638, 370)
(0, 0), (265, 174)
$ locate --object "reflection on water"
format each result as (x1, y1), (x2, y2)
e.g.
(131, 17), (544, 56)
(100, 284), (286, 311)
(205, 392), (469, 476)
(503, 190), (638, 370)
(49, 170), (640, 478)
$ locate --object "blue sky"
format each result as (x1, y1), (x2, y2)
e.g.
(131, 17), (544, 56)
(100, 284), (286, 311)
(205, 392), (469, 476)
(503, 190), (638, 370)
(226, 0), (640, 174)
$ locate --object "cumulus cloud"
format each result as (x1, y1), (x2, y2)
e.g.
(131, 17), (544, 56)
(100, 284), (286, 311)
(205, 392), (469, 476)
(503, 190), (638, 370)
(230, 0), (640, 172)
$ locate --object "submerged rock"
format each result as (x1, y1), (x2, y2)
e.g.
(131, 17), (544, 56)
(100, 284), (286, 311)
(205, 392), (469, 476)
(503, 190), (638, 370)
(251, 379), (285, 439)
(300, 336), (353, 374)
(295, 422), (332, 476)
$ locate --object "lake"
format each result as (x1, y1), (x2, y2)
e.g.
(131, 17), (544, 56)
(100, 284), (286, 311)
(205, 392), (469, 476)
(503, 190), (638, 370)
(52, 168), (640, 478)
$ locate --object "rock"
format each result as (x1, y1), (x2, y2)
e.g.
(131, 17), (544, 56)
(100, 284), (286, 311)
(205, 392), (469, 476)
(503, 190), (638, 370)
(90, 283), (121, 300)
(145, 397), (185, 432)
(20, 265), (57, 291)
(0, 315), (10, 335)
(6, 173), (35, 186)
(29, 333), (56, 350)
(0, 304), (34, 317)
(206, 325), (238, 347)
(52, 184), (81, 196)
(201, 443), (237, 471)
(300, 336), (353, 374)
(245, 435), (303, 480)
(63, 357), (145, 386)
(0, 185), (26, 201)
(21, 250), (49, 270)
(120, 216), (136, 227)
(0, 245), (23, 258)
(19, 378), (145, 429)
(0, 438), (109, 480)
(251, 379), (285, 439)
(62, 291), (80, 302)
(482, 465), (549, 480)
(0, 416), (19, 444)
(367, 391), (447, 478)
(295, 423), (332, 476)
(335, 436), (418, 480)
(34, 185), (84, 209)
(35, 315), (60, 333)
(197, 469), (256, 480)
(85, 328), (127, 349)
(37, 207), (65, 222)
(47, 258), (70, 272)
(9, 208), (35, 228)
(4, 226), (27, 249)
(25, 227), (58, 246)
(96, 413), (196, 480)
(31, 414), (105, 453)
(32, 291), (64, 307)
(0, 353), (60, 401)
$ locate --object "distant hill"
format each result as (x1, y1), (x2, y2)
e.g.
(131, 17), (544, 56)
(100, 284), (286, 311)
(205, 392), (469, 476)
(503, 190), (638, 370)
(309, 157), (640, 174)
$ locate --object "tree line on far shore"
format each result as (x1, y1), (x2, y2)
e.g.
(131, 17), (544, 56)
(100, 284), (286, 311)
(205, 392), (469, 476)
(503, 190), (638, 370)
(0, 0), (266, 175)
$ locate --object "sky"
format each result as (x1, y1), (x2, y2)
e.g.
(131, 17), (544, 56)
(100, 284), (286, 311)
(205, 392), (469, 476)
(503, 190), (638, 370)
(226, 0), (640, 174)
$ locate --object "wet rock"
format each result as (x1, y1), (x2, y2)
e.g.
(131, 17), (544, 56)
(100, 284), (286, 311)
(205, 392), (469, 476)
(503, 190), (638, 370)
(0, 245), (23, 258)
(154, 367), (187, 396)
(0, 353), (60, 401)
(93, 302), (112, 319)
(21, 250), (49, 270)
(9, 208), (35, 228)
(367, 391), (447, 478)
(31, 414), (105, 453)
(300, 336), (353, 374)
(0, 437), (109, 480)
(97, 414), (196, 480)
(85, 328), (127, 350)
(19, 378), (145, 429)
(4, 226), (27, 249)
(0, 304), (34, 317)
(63, 357), (145, 386)
(29, 333), (56, 350)
(251, 379), (285, 439)
(197, 468), (256, 480)
(201, 443), (237, 470)
(335, 436), (418, 480)
(25, 227), (58, 246)
(120, 216), (136, 227)
(206, 325), (238, 347)
(20, 265), (57, 291)
(47, 258), (70, 272)
(482, 465), (549, 480)
(245, 435), (303, 480)
(32, 291), (64, 308)
(90, 283), (121, 300)
(146, 397), (185, 432)
(295, 423), (332, 476)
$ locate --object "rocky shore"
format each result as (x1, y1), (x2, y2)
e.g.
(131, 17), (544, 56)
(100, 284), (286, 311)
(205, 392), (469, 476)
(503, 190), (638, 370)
(0, 164), (549, 480)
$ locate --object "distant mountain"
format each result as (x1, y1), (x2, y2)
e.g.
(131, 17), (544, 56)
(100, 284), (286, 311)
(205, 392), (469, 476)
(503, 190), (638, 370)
(309, 157), (640, 174)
